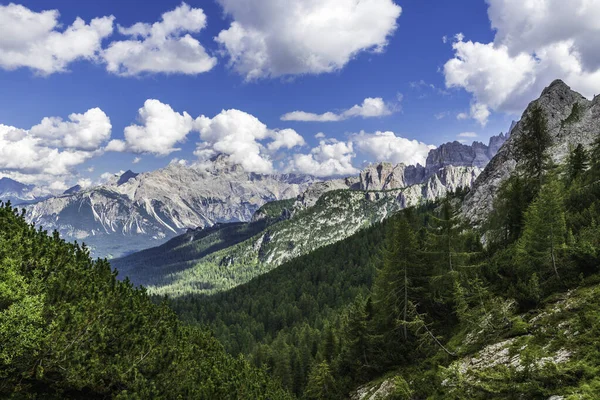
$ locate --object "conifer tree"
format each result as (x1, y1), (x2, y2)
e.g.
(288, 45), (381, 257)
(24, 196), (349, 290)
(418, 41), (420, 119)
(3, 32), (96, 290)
(513, 105), (553, 189)
(305, 361), (338, 400)
(373, 216), (419, 341)
(566, 143), (589, 183)
(517, 179), (567, 283)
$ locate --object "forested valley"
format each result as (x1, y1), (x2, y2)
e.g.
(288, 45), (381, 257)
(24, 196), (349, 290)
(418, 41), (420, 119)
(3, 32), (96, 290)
(170, 107), (600, 399)
(3, 105), (600, 399)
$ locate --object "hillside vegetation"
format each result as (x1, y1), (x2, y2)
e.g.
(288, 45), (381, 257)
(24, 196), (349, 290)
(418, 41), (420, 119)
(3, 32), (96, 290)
(0, 202), (291, 399)
(171, 108), (600, 398)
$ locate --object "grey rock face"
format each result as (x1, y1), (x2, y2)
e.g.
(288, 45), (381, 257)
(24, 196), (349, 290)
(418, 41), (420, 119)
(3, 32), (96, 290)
(24, 156), (318, 257)
(426, 132), (508, 169)
(463, 79), (599, 224)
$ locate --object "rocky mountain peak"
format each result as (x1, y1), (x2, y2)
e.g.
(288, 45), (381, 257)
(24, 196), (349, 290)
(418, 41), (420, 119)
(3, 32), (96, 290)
(117, 170), (139, 186)
(463, 80), (599, 224)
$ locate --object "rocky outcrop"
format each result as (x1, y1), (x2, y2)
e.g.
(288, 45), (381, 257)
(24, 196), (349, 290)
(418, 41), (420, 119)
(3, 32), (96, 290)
(426, 132), (508, 169)
(357, 132), (507, 194)
(463, 80), (599, 224)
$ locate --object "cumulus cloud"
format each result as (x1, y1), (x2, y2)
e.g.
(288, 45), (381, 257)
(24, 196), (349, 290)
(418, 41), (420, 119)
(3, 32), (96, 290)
(315, 132), (326, 139)
(352, 131), (435, 166)
(103, 3), (216, 76)
(132, 157), (142, 164)
(267, 129), (306, 151)
(444, 0), (600, 119)
(29, 108), (112, 151)
(0, 3), (113, 75)
(215, 0), (402, 80)
(0, 107), (111, 187)
(281, 97), (396, 122)
(288, 140), (358, 177)
(108, 99), (194, 156)
(195, 109), (306, 173)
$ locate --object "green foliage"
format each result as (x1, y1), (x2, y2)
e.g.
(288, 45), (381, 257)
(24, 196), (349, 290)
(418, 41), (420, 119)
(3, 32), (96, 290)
(513, 105), (553, 188)
(566, 143), (589, 183)
(0, 202), (291, 399)
(305, 361), (339, 400)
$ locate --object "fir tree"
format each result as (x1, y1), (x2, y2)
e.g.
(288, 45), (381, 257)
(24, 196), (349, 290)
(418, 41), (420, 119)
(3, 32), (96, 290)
(513, 105), (553, 188)
(566, 143), (589, 183)
(517, 179), (567, 284)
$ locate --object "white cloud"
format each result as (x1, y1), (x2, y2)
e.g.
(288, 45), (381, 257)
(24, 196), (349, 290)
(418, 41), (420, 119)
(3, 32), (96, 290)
(103, 3), (216, 76)
(267, 129), (306, 151)
(352, 131), (435, 166)
(215, 0), (402, 80)
(457, 132), (477, 138)
(435, 111), (450, 120)
(288, 140), (358, 177)
(109, 99), (194, 156)
(194, 109), (306, 173)
(281, 97), (395, 122)
(456, 112), (469, 120)
(132, 156), (142, 164)
(29, 108), (112, 151)
(0, 3), (113, 75)
(315, 132), (326, 139)
(77, 178), (93, 188)
(0, 118), (106, 185)
(469, 103), (491, 126)
(444, 0), (600, 117)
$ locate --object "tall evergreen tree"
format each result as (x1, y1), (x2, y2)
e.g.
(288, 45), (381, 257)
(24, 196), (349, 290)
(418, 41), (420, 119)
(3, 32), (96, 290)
(517, 179), (567, 284)
(513, 105), (553, 188)
(566, 143), (589, 183)
(373, 217), (419, 342)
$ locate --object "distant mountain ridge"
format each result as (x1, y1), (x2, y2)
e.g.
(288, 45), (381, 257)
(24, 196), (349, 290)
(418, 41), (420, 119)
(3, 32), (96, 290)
(0, 177), (49, 205)
(24, 157), (318, 257)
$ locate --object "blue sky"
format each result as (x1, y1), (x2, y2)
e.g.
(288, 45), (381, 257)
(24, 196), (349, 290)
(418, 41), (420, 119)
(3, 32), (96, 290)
(1, 0), (598, 190)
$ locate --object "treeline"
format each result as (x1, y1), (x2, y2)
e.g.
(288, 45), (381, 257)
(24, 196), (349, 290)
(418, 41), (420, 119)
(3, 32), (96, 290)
(0, 203), (291, 399)
(172, 106), (600, 398)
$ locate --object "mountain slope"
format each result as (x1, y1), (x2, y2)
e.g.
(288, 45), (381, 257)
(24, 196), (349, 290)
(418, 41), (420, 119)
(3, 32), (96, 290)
(24, 155), (317, 258)
(0, 177), (48, 205)
(464, 79), (600, 223)
(114, 164), (480, 296)
(0, 201), (291, 399)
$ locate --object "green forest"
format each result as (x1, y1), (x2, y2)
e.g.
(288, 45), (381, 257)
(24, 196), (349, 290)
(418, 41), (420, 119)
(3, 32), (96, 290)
(170, 107), (600, 398)
(3, 105), (600, 399)
(0, 203), (291, 399)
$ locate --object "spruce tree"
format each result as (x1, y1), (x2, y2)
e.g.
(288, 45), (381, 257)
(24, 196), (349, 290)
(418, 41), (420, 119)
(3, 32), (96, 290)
(517, 179), (567, 284)
(373, 216), (419, 342)
(566, 143), (589, 183)
(513, 105), (553, 189)
(305, 361), (338, 400)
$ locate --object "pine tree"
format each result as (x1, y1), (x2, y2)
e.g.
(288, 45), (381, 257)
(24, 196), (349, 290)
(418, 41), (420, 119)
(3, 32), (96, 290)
(373, 216), (419, 342)
(513, 105), (553, 189)
(489, 175), (534, 246)
(566, 143), (589, 183)
(517, 179), (567, 283)
(305, 361), (338, 400)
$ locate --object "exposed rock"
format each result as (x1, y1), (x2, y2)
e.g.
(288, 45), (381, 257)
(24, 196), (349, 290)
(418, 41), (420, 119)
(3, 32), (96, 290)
(351, 379), (396, 400)
(63, 185), (82, 195)
(426, 132), (508, 169)
(117, 170), (138, 186)
(24, 156), (318, 257)
(463, 79), (599, 224)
